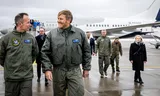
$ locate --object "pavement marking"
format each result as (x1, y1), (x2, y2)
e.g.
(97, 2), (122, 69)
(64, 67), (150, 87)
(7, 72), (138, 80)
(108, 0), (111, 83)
(145, 66), (160, 68)
(114, 66), (160, 69)
(85, 89), (94, 96)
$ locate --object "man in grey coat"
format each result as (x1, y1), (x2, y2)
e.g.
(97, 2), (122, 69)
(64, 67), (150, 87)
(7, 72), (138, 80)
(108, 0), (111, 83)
(41, 10), (91, 96)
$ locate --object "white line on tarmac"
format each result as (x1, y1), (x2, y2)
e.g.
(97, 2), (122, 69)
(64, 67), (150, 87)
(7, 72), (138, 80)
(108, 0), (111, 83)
(85, 89), (94, 96)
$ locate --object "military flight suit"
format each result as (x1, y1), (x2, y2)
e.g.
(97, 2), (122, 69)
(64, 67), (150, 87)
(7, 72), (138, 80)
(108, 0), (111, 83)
(96, 36), (111, 77)
(110, 41), (122, 72)
(41, 25), (91, 96)
(0, 30), (39, 96)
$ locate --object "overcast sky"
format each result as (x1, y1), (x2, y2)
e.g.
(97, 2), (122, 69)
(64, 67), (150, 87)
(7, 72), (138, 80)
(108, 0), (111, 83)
(0, 0), (155, 29)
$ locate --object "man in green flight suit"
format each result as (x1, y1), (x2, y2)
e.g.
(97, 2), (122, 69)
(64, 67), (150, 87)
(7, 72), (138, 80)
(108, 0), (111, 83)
(41, 10), (91, 96)
(0, 13), (39, 96)
(96, 30), (111, 78)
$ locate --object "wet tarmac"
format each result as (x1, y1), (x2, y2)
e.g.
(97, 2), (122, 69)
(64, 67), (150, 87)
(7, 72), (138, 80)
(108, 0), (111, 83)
(1, 39), (160, 96)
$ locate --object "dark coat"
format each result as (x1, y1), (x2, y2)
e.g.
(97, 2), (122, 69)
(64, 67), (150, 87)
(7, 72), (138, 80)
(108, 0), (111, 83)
(129, 42), (147, 71)
(35, 34), (47, 63)
(89, 38), (95, 54)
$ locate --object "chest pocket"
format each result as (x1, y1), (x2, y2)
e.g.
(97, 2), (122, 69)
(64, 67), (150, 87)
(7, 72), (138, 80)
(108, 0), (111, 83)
(100, 38), (109, 47)
(23, 39), (32, 52)
(71, 39), (82, 64)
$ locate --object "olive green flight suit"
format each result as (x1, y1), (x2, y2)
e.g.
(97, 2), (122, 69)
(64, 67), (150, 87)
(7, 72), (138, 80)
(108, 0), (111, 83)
(0, 30), (39, 96)
(96, 36), (111, 76)
(41, 25), (91, 96)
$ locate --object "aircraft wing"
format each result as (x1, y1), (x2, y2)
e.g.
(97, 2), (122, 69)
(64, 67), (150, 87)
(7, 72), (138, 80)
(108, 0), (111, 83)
(106, 22), (160, 32)
(87, 21), (160, 33)
(87, 21), (160, 38)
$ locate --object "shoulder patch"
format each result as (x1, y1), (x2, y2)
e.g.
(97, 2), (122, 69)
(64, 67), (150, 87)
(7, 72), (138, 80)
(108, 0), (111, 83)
(12, 38), (20, 46)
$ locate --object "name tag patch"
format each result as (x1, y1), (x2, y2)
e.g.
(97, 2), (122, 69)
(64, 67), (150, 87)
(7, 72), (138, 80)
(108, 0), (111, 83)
(72, 39), (80, 43)
(24, 39), (31, 44)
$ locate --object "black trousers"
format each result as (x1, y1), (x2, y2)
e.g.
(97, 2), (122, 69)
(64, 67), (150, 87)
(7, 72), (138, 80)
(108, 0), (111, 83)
(5, 80), (32, 96)
(37, 61), (48, 82)
(37, 61), (41, 79)
(134, 70), (142, 82)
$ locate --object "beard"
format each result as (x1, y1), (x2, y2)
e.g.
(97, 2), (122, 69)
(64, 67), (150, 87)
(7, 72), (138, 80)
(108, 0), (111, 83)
(58, 22), (69, 29)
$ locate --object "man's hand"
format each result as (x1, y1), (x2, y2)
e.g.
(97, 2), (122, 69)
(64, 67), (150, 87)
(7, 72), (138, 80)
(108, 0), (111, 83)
(45, 71), (52, 81)
(83, 70), (89, 78)
(130, 60), (133, 64)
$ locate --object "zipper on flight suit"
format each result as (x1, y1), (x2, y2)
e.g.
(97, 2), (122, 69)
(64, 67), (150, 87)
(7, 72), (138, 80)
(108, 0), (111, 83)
(64, 30), (69, 70)
(19, 33), (23, 71)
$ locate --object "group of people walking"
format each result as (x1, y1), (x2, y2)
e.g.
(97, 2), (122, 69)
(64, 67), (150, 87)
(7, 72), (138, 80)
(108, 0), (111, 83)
(88, 30), (147, 85)
(0, 9), (147, 96)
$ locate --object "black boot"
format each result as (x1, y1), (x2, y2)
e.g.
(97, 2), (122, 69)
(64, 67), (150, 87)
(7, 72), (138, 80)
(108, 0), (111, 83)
(134, 71), (138, 83)
(139, 81), (144, 85)
(116, 70), (120, 72)
(37, 78), (40, 82)
(45, 78), (49, 86)
(139, 77), (144, 85)
(112, 68), (115, 73)
(138, 71), (143, 85)
(45, 82), (49, 86)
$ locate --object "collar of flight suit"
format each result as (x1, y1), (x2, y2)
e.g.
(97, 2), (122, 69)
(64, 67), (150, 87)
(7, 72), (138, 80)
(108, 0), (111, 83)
(58, 25), (76, 33)
(12, 29), (27, 35)
(101, 35), (107, 38)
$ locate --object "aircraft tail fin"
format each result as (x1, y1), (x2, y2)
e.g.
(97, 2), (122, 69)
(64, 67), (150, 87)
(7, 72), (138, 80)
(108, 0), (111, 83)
(129, 0), (160, 21)
(156, 9), (160, 21)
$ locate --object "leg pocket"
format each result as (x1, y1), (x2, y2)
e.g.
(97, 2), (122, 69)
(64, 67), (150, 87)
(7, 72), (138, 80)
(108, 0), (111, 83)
(19, 80), (32, 96)
(67, 68), (84, 96)
(5, 81), (20, 96)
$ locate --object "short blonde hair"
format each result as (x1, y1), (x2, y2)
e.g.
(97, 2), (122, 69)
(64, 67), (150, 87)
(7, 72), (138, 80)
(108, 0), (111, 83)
(134, 35), (143, 41)
(58, 10), (73, 23)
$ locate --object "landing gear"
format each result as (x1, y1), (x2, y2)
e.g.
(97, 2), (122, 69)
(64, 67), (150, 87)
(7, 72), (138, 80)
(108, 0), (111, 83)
(155, 45), (159, 49)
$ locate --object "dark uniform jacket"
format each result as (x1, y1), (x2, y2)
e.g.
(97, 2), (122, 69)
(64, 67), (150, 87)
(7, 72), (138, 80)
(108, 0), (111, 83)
(129, 42), (147, 71)
(0, 30), (39, 81)
(41, 25), (91, 72)
(89, 38), (95, 54)
(111, 41), (122, 56)
(35, 34), (46, 63)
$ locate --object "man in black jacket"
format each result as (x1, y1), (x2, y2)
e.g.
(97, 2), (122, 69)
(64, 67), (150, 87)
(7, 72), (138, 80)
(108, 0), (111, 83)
(35, 27), (48, 86)
(86, 31), (95, 55)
